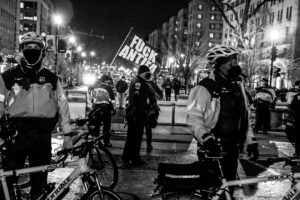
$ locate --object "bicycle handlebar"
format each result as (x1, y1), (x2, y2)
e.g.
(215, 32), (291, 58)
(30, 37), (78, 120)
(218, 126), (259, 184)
(267, 157), (300, 167)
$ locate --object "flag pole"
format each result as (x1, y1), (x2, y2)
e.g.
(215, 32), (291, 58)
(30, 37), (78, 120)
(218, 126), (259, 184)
(109, 26), (133, 70)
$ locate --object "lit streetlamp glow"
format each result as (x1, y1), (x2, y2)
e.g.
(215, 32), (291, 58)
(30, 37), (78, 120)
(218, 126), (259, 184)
(270, 29), (280, 42)
(168, 57), (175, 64)
(81, 52), (86, 57)
(77, 46), (82, 52)
(69, 35), (76, 44)
(53, 14), (63, 27)
(90, 51), (96, 57)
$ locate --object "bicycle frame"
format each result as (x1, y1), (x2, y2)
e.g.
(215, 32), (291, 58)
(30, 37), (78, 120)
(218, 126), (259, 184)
(212, 170), (300, 200)
(0, 157), (90, 200)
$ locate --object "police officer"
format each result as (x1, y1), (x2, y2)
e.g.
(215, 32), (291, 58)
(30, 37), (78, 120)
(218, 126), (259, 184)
(187, 45), (258, 197)
(92, 75), (116, 147)
(254, 78), (276, 134)
(0, 32), (72, 198)
(290, 81), (300, 156)
(121, 65), (156, 167)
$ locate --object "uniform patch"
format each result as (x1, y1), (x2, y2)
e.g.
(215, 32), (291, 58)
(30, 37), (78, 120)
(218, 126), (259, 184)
(39, 76), (45, 83)
(135, 82), (141, 90)
(0, 94), (4, 102)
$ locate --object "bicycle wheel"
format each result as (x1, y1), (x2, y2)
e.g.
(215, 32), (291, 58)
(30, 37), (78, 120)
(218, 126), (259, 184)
(81, 187), (122, 200)
(88, 145), (118, 189)
(17, 158), (31, 189)
(158, 192), (206, 200)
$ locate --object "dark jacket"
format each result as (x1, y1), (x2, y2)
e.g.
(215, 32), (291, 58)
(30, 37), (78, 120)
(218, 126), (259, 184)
(126, 76), (156, 123)
(162, 79), (172, 90)
(172, 78), (181, 92)
(115, 79), (128, 93)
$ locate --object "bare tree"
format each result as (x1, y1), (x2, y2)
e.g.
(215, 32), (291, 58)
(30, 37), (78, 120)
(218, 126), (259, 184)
(211, 0), (277, 50)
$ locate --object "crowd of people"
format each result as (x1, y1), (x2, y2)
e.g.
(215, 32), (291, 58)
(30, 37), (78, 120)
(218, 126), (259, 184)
(2, 32), (300, 199)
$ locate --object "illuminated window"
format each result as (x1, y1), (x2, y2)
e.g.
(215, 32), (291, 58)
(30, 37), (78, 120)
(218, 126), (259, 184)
(209, 33), (214, 38)
(210, 14), (215, 20)
(197, 14), (202, 19)
(196, 32), (201, 37)
(198, 4), (203, 10)
(208, 42), (213, 47)
(195, 41), (201, 47)
(196, 23), (201, 29)
(20, 2), (24, 8)
(211, 6), (216, 11)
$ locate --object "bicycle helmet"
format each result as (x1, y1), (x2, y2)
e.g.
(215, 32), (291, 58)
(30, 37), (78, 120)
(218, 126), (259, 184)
(206, 45), (239, 64)
(19, 32), (46, 50)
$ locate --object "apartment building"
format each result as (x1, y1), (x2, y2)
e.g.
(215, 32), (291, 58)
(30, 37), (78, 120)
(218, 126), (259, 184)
(188, 0), (223, 56)
(0, 0), (17, 55)
(222, 0), (300, 84)
(149, 29), (162, 50)
(16, 0), (54, 51)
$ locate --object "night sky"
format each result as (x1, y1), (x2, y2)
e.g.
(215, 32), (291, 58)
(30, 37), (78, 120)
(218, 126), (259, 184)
(54, 0), (190, 63)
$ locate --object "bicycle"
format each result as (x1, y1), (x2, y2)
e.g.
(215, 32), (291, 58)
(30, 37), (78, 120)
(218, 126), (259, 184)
(16, 117), (119, 190)
(152, 152), (300, 200)
(0, 133), (122, 200)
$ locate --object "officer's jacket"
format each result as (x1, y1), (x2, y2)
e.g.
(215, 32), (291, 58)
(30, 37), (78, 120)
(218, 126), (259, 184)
(187, 71), (254, 145)
(127, 76), (156, 121)
(254, 87), (275, 103)
(0, 65), (71, 133)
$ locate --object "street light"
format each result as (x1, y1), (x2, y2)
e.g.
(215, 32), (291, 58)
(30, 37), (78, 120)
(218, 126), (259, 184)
(69, 35), (76, 44)
(77, 46), (82, 52)
(89, 51), (96, 65)
(269, 29), (280, 87)
(52, 13), (63, 75)
(81, 52), (86, 58)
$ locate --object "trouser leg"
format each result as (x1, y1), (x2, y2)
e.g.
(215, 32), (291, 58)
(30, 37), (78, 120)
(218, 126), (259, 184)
(3, 138), (28, 197)
(145, 124), (152, 147)
(131, 123), (145, 163)
(122, 120), (136, 163)
(28, 131), (51, 198)
(102, 106), (112, 143)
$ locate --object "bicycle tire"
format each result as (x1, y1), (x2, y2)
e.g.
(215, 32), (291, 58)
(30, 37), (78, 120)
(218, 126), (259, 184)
(156, 192), (206, 200)
(17, 158), (30, 189)
(88, 145), (119, 189)
(81, 187), (122, 200)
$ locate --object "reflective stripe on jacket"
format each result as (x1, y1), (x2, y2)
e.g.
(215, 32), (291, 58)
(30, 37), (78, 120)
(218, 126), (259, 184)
(187, 71), (254, 145)
(0, 65), (71, 133)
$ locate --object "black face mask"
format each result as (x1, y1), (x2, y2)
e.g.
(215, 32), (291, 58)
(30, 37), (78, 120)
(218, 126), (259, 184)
(145, 73), (151, 80)
(23, 49), (42, 65)
(228, 65), (242, 80)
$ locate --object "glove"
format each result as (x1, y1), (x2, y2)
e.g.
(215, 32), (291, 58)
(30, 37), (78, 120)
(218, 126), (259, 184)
(246, 138), (259, 160)
(202, 133), (220, 154)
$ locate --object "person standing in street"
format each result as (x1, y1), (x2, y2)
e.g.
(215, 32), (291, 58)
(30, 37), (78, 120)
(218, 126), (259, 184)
(172, 76), (181, 101)
(145, 79), (161, 153)
(253, 78), (276, 134)
(0, 32), (72, 199)
(121, 65), (156, 167)
(289, 81), (300, 156)
(92, 75), (116, 147)
(163, 77), (172, 101)
(187, 45), (259, 198)
(115, 75), (128, 110)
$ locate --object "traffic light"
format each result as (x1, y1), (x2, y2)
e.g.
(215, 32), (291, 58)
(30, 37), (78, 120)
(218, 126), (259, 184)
(271, 46), (277, 61)
(57, 38), (67, 53)
(72, 52), (78, 62)
(273, 67), (281, 78)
